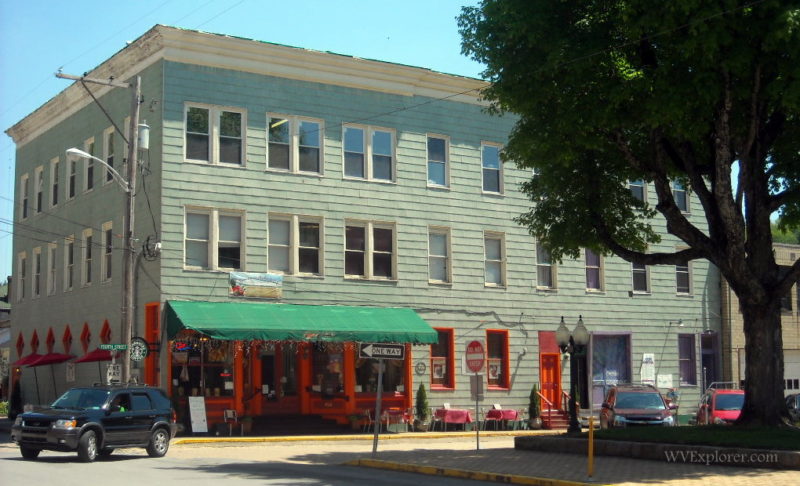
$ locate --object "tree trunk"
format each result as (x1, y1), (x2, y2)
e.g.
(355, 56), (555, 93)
(738, 301), (790, 426)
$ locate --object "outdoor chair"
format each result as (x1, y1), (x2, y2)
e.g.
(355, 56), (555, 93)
(481, 407), (500, 430)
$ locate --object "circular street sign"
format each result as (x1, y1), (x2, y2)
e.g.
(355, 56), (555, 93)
(465, 340), (485, 373)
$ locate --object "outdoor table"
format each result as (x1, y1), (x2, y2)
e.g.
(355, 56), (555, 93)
(382, 408), (410, 432)
(486, 408), (518, 429)
(434, 408), (473, 431)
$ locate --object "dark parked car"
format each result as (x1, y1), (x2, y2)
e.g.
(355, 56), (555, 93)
(11, 384), (177, 462)
(787, 394), (800, 423)
(694, 385), (744, 425)
(599, 384), (677, 428)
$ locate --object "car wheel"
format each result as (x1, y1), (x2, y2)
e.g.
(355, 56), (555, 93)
(20, 446), (41, 460)
(98, 447), (114, 457)
(78, 430), (99, 462)
(146, 428), (170, 458)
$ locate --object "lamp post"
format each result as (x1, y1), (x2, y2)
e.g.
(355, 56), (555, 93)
(556, 315), (590, 434)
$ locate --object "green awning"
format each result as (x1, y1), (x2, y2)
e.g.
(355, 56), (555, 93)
(165, 300), (437, 344)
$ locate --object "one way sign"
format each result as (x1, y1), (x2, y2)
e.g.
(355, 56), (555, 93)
(359, 343), (405, 360)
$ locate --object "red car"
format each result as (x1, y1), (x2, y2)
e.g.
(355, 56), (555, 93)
(695, 387), (744, 425)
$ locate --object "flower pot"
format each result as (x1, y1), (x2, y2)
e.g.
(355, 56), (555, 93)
(240, 420), (253, 435)
(528, 417), (543, 430)
(414, 420), (430, 432)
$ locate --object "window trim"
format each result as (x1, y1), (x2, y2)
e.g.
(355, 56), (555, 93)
(486, 329), (510, 389)
(536, 242), (557, 290)
(480, 142), (504, 195)
(34, 166), (44, 214)
(631, 262), (650, 294)
(101, 221), (113, 283)
(103, 126), (116, 186)
(267, 214), (324, 277)
(344, 220), (397, 280)
(184, 103), (247, 167)
(673, 180), (689, 213)
(67, 157), (77, 201)
(83, 137), (95, 193)
(341, 124), (397, 183)
(266, 113), (325, 175)
(678, 333), (697, 386)
(47, 242), (57, 296)
(183, 207), (246, 271)
(81, 228), (93, 287)
(32, 246), (42, 299)
(484, 231), (506, 288)
(64, 235), (75, 292)
(430, 327), (455, 390)
(19, 173), (29, 220)
(629, 180), (646, 202)
(676, 259), (692, 295)
(427, 226), (452, 284)
(49, 157), (59, 208)
(17, 251), (27, 302)
(426, 134), (450, 188)
(585, 248), (603, 292)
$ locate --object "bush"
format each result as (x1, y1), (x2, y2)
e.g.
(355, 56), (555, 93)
(415, 383), (430, 422)
(529, 383), (541, 418)
(0, 401), (8, 416)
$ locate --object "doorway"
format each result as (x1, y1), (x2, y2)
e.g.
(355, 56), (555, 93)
(540, 353), (561, 410)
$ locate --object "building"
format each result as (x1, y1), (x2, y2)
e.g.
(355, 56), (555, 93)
(6, 25), (720, 429)
(721, 243), (800, 395)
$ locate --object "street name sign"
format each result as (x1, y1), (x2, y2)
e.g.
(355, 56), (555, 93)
(359, 343), (405, 360)
(100, 344), (128, 350)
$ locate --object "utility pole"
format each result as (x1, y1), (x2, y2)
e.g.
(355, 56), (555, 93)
(56, 72), (141, 383)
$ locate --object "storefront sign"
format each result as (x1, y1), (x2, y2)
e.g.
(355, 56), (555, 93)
(229, 272), (283, 299)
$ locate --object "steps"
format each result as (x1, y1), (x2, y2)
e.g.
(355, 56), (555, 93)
(541, 409), (570, 430)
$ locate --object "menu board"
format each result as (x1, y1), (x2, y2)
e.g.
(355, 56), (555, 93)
(188, 396), (208, 433)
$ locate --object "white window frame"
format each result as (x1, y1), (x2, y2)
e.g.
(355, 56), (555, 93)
(49, 157), (60, 208)
(266, 114), (324, 175)
(101, 221), (113, 283)
(484, 231), (506, 287)
(122, 116), (130, 177)
(64, 235), (75, 292)
(632, 262), (650, 293)
(183, 207), (246, 271)
(47, 242), (57, 296)
(267, 214), (324, 276)
(82, 228), (93, 286)
(67, 157), (77, 201)
(32, 246), (42, 299)
(426, 134), (450, 188)
(34, 166), (44, 214)
(19, 173), (29, 220)
(585, 248), (603, 292)
(673, 180), (689, 213)
(427, 227), (451, 284)
(342, 124), (396, 183)
(676, 259), (692, 295)
(630, 180), (646, 202)
(344, 220), (397, 280)
(17, 252), (26, 302)
(83, 137), (95, 193)
(103, 126), (116, 186)
(481, 142), (504, 194)
(184, 103), (247, 166)
(535, 242), (557, 290)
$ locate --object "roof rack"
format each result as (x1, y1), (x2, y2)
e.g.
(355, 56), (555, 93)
(707, 381), (739, 390)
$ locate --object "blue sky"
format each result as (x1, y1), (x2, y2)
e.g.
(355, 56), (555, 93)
(0, 0), (484, 279)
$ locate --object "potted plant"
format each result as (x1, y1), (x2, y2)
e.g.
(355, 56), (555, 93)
(239, 415), (254, 435)
(529, 383), (542, 429)
(414, 383), (431, 431)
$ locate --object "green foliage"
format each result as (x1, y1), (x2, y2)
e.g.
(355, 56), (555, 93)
(529, 384), (541, 418)
(0, 401), (8, 416)
(773, 222), (800, 244)
(415, 383), (430, 422)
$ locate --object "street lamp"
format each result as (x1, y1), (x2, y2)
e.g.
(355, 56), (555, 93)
(556, 315), (590, 434)
(65, 148), (130, 192)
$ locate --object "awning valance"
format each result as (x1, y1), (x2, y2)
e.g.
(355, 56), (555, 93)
(165, 300), (437, 344)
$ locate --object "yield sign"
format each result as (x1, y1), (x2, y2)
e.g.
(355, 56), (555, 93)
(359, 343), (405, 360)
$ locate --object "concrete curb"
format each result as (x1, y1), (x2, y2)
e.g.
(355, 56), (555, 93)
(344, 458), (602, 486)
(515, 436), (800, 470)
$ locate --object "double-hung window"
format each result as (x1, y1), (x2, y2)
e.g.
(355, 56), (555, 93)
(674, 180), (688, 212)
(268, 215), (323, 276)
(103, 127), (116, 185)
(17, 252), (26, 301)
(101, 222), (113, 282)
(632, 262), (649, 293)
(536, 243), (556, 289)
(427, 135), (449, 187)
(82, 229), (93, 286)
(481, 143), (503, 194)
(630, 180), (645, 202)
(484, 232), (506, 287)
(20, 174), (29, 220)
(267, 115), (323, 174)
(47, 242), (57, 296)
(430, 328), (454, 389)
(185, 104), (245, 165)
(64, 236), (74, 292)
(68, 158), (77, 200)
(585, 249), (602, 291)
(32, 247), (42, 298)
(676, 259), (691, 295)
(34, 166), (44, 214)
(678, 334), (697, 385)
(487, 330), (509, 388)
(184, 208), (244, 270)
(343, 125), (395, 182)
(84, 138), (95, 192)
(428, 227), (451, 284)
(344, 221), (395, 279)
(50, 157), (59, 208)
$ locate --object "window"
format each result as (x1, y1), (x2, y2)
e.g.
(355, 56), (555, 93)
(82, 229), (93, 286)
(536, 243), (555, 289)
(430, 328), (454, 389)
(632, 262), (649, 293)
(34, 166), (44, 214)
(676, 259), (691, 294)
(32, 247), (42, 298)
(184, 209), (244, 270)
(630, 180), (645, 201)
(50, 157), (59, 207)
(84, 138), (95, 192)
(487, 330), (509, 388)
(185, 104), (245, 165)
(101, 222), (113, 282)
(268, 215), (323, 275)
(585, 249), (602, 291)
(484, 233), (505, 286)
(68, 158), (77, 200)
(428, 228), (451, 283)
(678, 334), (697, 385)
(47, 242), (57, 296)
(354, 348), (405, 393)
(64, 236), (74, 292)
(19, 174), (29, 220)
(17, 252), (27, 301)
(345, 222), (395, 279)
(427, 135), (449, 187)
(103, 127), (116, 184)
(674, 181), (688, 212)
(481, 143), (503, 193)
(267, 115), (323, 174)
(343, 125), (395, 182)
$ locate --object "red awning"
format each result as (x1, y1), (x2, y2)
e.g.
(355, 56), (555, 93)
(74, 348), (118, 363)
(11, 353), (42, 366)
(27, 352), (74, 367)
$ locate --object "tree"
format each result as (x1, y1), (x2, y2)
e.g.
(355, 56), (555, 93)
(459, 1), (800, 426)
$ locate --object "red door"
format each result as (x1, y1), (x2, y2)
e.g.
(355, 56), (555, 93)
(540, 353), (561, 410)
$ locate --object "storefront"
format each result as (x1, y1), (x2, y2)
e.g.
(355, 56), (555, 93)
(164, 301), (437, 430)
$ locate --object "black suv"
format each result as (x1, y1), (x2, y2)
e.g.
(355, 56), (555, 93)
(11, 384), (177, 462)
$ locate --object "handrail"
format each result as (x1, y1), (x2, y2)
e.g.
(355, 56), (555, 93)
(561, 389), (571, 411)
(536, 391), (553, 426)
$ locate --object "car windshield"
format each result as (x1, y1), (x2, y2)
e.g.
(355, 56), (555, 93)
(615, 392), (666, 410)
(51, 389), (110, 410)
(715, 393), (744, 411)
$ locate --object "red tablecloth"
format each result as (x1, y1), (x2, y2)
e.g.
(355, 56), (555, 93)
(435, 408), (473, 424)
(486, 409), (518, 421)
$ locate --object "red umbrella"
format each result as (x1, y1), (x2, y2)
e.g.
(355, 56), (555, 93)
(74, 348), (118, 363)
(27, 353), (74, 404)
(11, 353), (42, 366)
